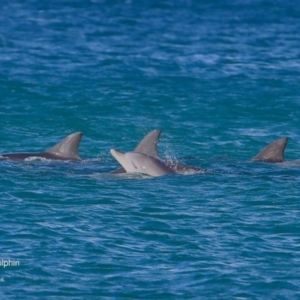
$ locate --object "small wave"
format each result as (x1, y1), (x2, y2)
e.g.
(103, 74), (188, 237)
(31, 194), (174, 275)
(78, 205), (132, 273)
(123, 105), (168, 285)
(24, 156), (49, 162)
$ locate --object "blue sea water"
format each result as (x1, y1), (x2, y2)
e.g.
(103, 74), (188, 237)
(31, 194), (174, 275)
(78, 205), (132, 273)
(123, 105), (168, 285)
(1, 0), (300, 299)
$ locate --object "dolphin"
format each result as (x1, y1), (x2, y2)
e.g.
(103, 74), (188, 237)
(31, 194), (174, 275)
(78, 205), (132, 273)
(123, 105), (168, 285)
(251, 137), (288, 163)
(111, 129), (206, 174)
(0, 132), (83, 161)
(110, 149), (176, 177)
(110, 129), (161, 174)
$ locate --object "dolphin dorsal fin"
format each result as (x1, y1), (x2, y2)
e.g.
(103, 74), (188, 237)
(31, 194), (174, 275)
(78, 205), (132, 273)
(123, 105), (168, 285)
(45, 132), (83, 160)
(134, 129), (161, 157)
(251, 137), (288, 163)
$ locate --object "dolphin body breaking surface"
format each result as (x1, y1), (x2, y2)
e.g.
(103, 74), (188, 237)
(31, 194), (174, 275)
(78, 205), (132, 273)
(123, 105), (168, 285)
(251, 137), (288, 163)
(0, 132), (83, 161)
(110, 149), (176, 177)
(164, 160), (206, 175)
(110, 129), (206, 176)
(110, 129), (162, 174)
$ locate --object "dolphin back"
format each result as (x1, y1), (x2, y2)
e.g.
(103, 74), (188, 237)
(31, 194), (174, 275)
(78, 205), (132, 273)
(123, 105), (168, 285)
(125, 152), (176, 176)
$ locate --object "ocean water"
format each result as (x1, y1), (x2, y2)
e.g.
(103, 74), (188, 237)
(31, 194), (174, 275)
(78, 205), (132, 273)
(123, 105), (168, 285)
(1, 0), (300, 299)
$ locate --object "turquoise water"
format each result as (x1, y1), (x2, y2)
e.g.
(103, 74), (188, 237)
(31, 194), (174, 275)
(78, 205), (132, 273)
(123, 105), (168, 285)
(1, 1), (300, 299)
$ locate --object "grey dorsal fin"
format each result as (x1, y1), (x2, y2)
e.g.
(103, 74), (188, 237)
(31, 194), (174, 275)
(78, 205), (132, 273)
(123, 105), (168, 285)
(251, 137), (288, 163)
(134, 129), (161, 157)
(45, 132), (83, 160)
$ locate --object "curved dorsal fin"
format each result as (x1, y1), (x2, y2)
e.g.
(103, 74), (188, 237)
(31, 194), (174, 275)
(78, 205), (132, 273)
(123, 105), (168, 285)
(45, 132), (83, 160)
(134, 129), (161, 157)
(251, 137), (288, 163)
